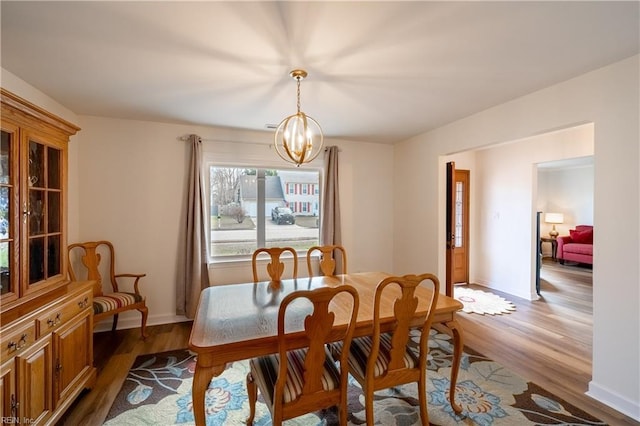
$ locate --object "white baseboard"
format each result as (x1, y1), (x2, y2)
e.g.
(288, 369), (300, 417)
(587, 381), (640, 421)
(94, 313), (191, 333)
(470, 279), (536, 301)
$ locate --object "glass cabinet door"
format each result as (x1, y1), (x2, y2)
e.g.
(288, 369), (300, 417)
(0, 127), (18, 302)
(1, 89), (76, 309)
(27, 138), (63, 290)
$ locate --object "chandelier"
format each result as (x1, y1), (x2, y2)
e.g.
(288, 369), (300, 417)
(274, 69), (324, 167)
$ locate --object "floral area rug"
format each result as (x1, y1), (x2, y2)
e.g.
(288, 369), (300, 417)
(454, 286), (517, 315)
(104, 329), (604, 426)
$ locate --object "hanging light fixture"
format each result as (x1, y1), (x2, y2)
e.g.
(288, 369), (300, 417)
(274, 69), (324, 167)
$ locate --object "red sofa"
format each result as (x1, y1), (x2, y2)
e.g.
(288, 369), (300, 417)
(557, 225), (593, 265)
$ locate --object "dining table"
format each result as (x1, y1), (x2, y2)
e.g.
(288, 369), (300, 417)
(188, 271), (465, 426)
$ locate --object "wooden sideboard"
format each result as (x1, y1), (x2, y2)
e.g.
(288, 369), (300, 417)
(1, 281), (96, 424)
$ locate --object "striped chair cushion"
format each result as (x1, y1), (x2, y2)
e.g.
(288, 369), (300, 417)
(93, 292), (143, 315)
(250, 348), (340, 404)
(348, 333), (419, 378)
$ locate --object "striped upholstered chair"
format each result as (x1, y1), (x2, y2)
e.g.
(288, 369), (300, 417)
(347, 273), (440, 425)
(246, 285), (359, 425)
(68, 240), (148, 339)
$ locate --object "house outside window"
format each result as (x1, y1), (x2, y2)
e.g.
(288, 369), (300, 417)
(208, 166), (320, 258)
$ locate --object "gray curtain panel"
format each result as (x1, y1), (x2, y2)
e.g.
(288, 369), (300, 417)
(177, 134), (210, 318)
(320, 146), (342, 271)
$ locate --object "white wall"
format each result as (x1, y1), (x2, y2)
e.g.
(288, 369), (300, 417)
(436, 126), (593, 298)
(72, 116), (394, 326)
(394, 56), (640, 419)
(473, 125), (593, 298)
(538, 164), (594, 238)
(475, 127), (593, 298)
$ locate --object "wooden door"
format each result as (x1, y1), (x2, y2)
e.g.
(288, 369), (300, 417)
(52, 310), (92, 408)
(17, 335), (52, 424)
(0, 359), (16, 420)
(446, 163), (470, 296)
(452, 169), (470, 284)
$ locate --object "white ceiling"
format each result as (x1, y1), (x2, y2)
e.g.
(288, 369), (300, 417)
(1, 1), (638, 144)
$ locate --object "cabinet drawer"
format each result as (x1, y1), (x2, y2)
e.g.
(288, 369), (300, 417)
(0, 320), (37, 363)
(36, 292), (91, 335)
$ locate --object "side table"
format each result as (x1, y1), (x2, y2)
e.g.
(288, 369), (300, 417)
(540, 236), (558, 261)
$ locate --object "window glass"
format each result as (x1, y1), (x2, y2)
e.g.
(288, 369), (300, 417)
(209, 166), (320, 258)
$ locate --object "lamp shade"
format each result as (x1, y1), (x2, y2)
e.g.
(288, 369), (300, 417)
(544, 213), (564, 224)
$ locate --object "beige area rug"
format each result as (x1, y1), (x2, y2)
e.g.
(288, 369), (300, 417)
(105, 331), (606, 425)
(454, 286), (516, 315)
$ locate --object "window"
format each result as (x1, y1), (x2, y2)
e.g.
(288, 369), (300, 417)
(208, 166), (320, 258)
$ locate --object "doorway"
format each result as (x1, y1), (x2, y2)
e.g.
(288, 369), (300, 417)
(536, 156), (594, 292)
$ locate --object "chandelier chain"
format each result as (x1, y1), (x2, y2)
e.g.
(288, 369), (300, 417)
(296, 77), (301, 113)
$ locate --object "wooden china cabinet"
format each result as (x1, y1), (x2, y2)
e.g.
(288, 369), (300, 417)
(0, 88), (95, 425)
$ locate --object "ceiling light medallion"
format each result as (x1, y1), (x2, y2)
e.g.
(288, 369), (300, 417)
(274, 69), (324, 167)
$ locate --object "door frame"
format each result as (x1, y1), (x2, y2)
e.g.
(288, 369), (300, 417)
(445, 162), (455, 297)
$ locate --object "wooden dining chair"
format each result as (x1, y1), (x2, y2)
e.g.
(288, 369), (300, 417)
(246, 285), (359, 425)
(68, 240), (148, 339)
(252, 247), (298, 282)
(347, 273), (440, 425)
(306, 245), (347, 276)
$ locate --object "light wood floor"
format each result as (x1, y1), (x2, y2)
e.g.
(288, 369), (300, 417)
(58, 322), (193, 425)
(59, 261), (638, 425)
(459, 260), (638, 426)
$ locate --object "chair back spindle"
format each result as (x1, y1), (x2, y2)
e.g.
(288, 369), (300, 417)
(306, 245), (347, 277)
(252, 247), (298, 282)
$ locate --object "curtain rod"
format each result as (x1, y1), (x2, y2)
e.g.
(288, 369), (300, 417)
(178, 134), (340, 151)
(177, 135), (269, 147)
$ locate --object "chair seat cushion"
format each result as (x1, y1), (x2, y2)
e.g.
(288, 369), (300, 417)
(348, 333), (419, 378)
(93, 292), (144, 315)
(250, 348), (340, 404)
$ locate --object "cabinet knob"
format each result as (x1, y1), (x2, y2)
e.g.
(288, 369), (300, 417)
(47, 313), (62, 327)
(6, 334), (27, 352)
(11, 394), (19, 415)
(78, 297), (89, 309)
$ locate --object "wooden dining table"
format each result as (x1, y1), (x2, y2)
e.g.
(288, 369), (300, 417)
(189, 271), (464, 426)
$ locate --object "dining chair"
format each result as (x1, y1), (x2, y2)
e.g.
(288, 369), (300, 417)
(246, 285), (359, 426)
(347, 273), (440, 425)
(306, 245), (347, 276)
(68, 240), (148, 339)
(252, 247), (298, 282)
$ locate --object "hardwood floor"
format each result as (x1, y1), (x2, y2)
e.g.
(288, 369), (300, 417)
(459, 260), (638, 426)
(59, 261), (638, 425)
(57, 321), (193, 426)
